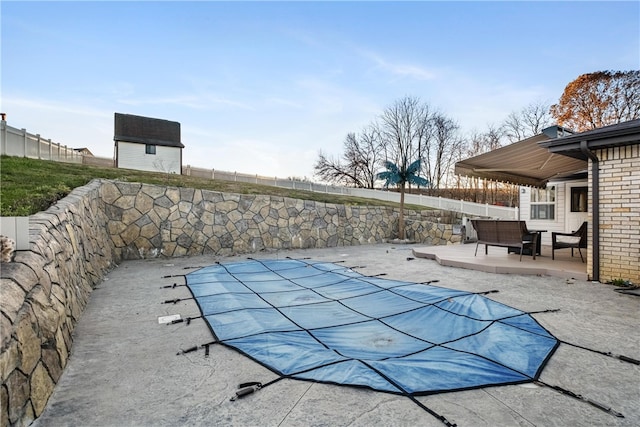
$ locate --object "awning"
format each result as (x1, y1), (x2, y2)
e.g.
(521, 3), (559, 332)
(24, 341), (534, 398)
(455, 133), (587, 187)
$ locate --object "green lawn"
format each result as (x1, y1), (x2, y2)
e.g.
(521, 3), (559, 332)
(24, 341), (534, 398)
(0, 156), (423, 216)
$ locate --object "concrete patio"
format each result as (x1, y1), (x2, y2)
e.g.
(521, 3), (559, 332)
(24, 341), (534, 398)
(414, 243), (589, 280)
(32, 244), (638, 427)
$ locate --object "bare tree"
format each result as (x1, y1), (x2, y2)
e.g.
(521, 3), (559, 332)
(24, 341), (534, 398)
(465, 124), (504, 157)
(502, 101), (553, 143)
(460, 125), (508, 203)
(344, 125), (385, 188)
(317, 96), (464, 192)
(550, 70), (640, 131)
(379, 96), (432, 185)
(313, 150), (356, 186)
(425, 114), (464, 189)
(313, 125), (384, 188)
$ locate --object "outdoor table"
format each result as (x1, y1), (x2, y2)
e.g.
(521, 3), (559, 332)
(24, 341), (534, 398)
(508, 229), (546, 256)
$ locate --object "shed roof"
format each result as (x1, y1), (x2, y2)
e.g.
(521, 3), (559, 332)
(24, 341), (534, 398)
(114, 113), (185, 148)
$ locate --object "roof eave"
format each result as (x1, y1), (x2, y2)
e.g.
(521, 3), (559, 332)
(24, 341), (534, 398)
(539, 120), (640, 158)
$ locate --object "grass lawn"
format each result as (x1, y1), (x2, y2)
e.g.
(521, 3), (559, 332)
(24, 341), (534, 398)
(0, 156), (424, 216)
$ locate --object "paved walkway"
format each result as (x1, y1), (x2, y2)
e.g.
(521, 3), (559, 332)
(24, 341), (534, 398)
(34, 244), (639, 427)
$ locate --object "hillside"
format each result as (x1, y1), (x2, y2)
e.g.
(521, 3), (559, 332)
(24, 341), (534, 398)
(0, 156), (422, 216)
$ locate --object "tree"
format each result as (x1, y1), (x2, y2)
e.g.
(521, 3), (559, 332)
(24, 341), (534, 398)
(313, 125), (384, 188)
(316, 96), (462, 192)
(426, 114), (464, 189)
(460, 125), (507, 204)
(465, 124), (504, 157)
(379, 96), (432, 188)
(550, 70), (640, 131)
(502, 101), (553, 143)
(377, 159), (428, 240)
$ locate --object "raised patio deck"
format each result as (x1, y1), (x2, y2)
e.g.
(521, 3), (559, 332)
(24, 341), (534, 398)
(413, 243), (588, 280)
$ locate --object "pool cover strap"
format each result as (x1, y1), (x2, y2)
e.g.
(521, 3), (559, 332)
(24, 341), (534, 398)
(175, 258), (627, 425)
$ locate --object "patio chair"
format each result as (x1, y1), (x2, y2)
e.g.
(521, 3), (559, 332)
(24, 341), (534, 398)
(552, 221), (587, 262)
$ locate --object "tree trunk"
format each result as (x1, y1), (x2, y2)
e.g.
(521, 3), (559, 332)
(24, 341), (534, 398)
(399, 183), (406, 240)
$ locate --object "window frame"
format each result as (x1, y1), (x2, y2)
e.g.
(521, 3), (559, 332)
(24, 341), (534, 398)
(145, 144), (157, 155)
(530, 186), (556, 220)
(570, 186), (588, 213)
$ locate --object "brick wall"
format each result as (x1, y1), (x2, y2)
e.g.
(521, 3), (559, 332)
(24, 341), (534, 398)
(593, 144), (640, 283)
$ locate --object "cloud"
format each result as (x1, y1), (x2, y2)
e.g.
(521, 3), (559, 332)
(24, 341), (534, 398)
(357, 49), (437, 81)
(265, 97), (303, 109)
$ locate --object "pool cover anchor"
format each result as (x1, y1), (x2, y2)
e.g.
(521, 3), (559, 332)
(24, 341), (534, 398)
(230, 382), (263, 401)
(176, 340), (217, 356)
(536, 380), (625, 418)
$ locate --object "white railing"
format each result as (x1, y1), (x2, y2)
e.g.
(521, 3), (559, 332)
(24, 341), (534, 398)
(0, 120), (83, 163)
(340, 187), (517, 219)
(182, 165), (518, 219)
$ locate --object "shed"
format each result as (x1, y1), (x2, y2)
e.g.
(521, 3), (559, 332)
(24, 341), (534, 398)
(114, 113), (184, 174)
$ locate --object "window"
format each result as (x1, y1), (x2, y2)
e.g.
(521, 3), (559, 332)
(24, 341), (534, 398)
(145, 144), (156, 155)
(571, 187), (588, 212)
(530, 186), (555, 220)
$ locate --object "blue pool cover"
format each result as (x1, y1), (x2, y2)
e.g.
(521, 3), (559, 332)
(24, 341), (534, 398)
(184, 258), (559, 396)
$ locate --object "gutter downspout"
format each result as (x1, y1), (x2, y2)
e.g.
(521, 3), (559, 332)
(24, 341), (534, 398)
(581, 140), (599, 282)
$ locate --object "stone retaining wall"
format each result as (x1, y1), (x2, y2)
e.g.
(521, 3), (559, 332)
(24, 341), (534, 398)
(1, 179), (462, 426)
(1, 181), (116, 426)
(99, 180), (462, 259)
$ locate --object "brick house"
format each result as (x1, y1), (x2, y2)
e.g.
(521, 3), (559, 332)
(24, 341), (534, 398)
(456, 119), (640, 283)
(540, 119), (640, 283)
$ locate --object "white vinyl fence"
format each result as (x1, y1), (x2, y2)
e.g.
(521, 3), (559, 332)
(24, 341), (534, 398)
(182, 165), (519, 219)
(1, 120), (83, 163)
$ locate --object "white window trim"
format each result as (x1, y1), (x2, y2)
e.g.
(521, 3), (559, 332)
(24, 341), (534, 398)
(530, 186), (556, 220)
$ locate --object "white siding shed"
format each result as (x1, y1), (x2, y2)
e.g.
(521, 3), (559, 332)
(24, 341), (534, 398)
(114, 113), (184, 174)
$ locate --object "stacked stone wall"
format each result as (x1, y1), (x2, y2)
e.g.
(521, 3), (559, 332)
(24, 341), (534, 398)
(1, 179), (461, 426)
(1, 181), (116, 426)
(99, 180), (462, 259)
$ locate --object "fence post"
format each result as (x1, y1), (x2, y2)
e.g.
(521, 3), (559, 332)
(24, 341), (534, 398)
(22, 128), (27, 157)
(0, 119), (6, 155)
(36, 134), (41, 159)
(485, 203), (489, 216)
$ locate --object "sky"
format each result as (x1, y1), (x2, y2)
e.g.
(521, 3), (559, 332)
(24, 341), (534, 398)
(2, 1), (639, 179)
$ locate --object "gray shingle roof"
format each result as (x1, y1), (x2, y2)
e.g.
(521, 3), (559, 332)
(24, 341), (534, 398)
(114, 113), (185, 148)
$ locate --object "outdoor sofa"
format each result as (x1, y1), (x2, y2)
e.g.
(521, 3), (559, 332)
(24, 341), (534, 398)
(471, 219), (539, 261)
